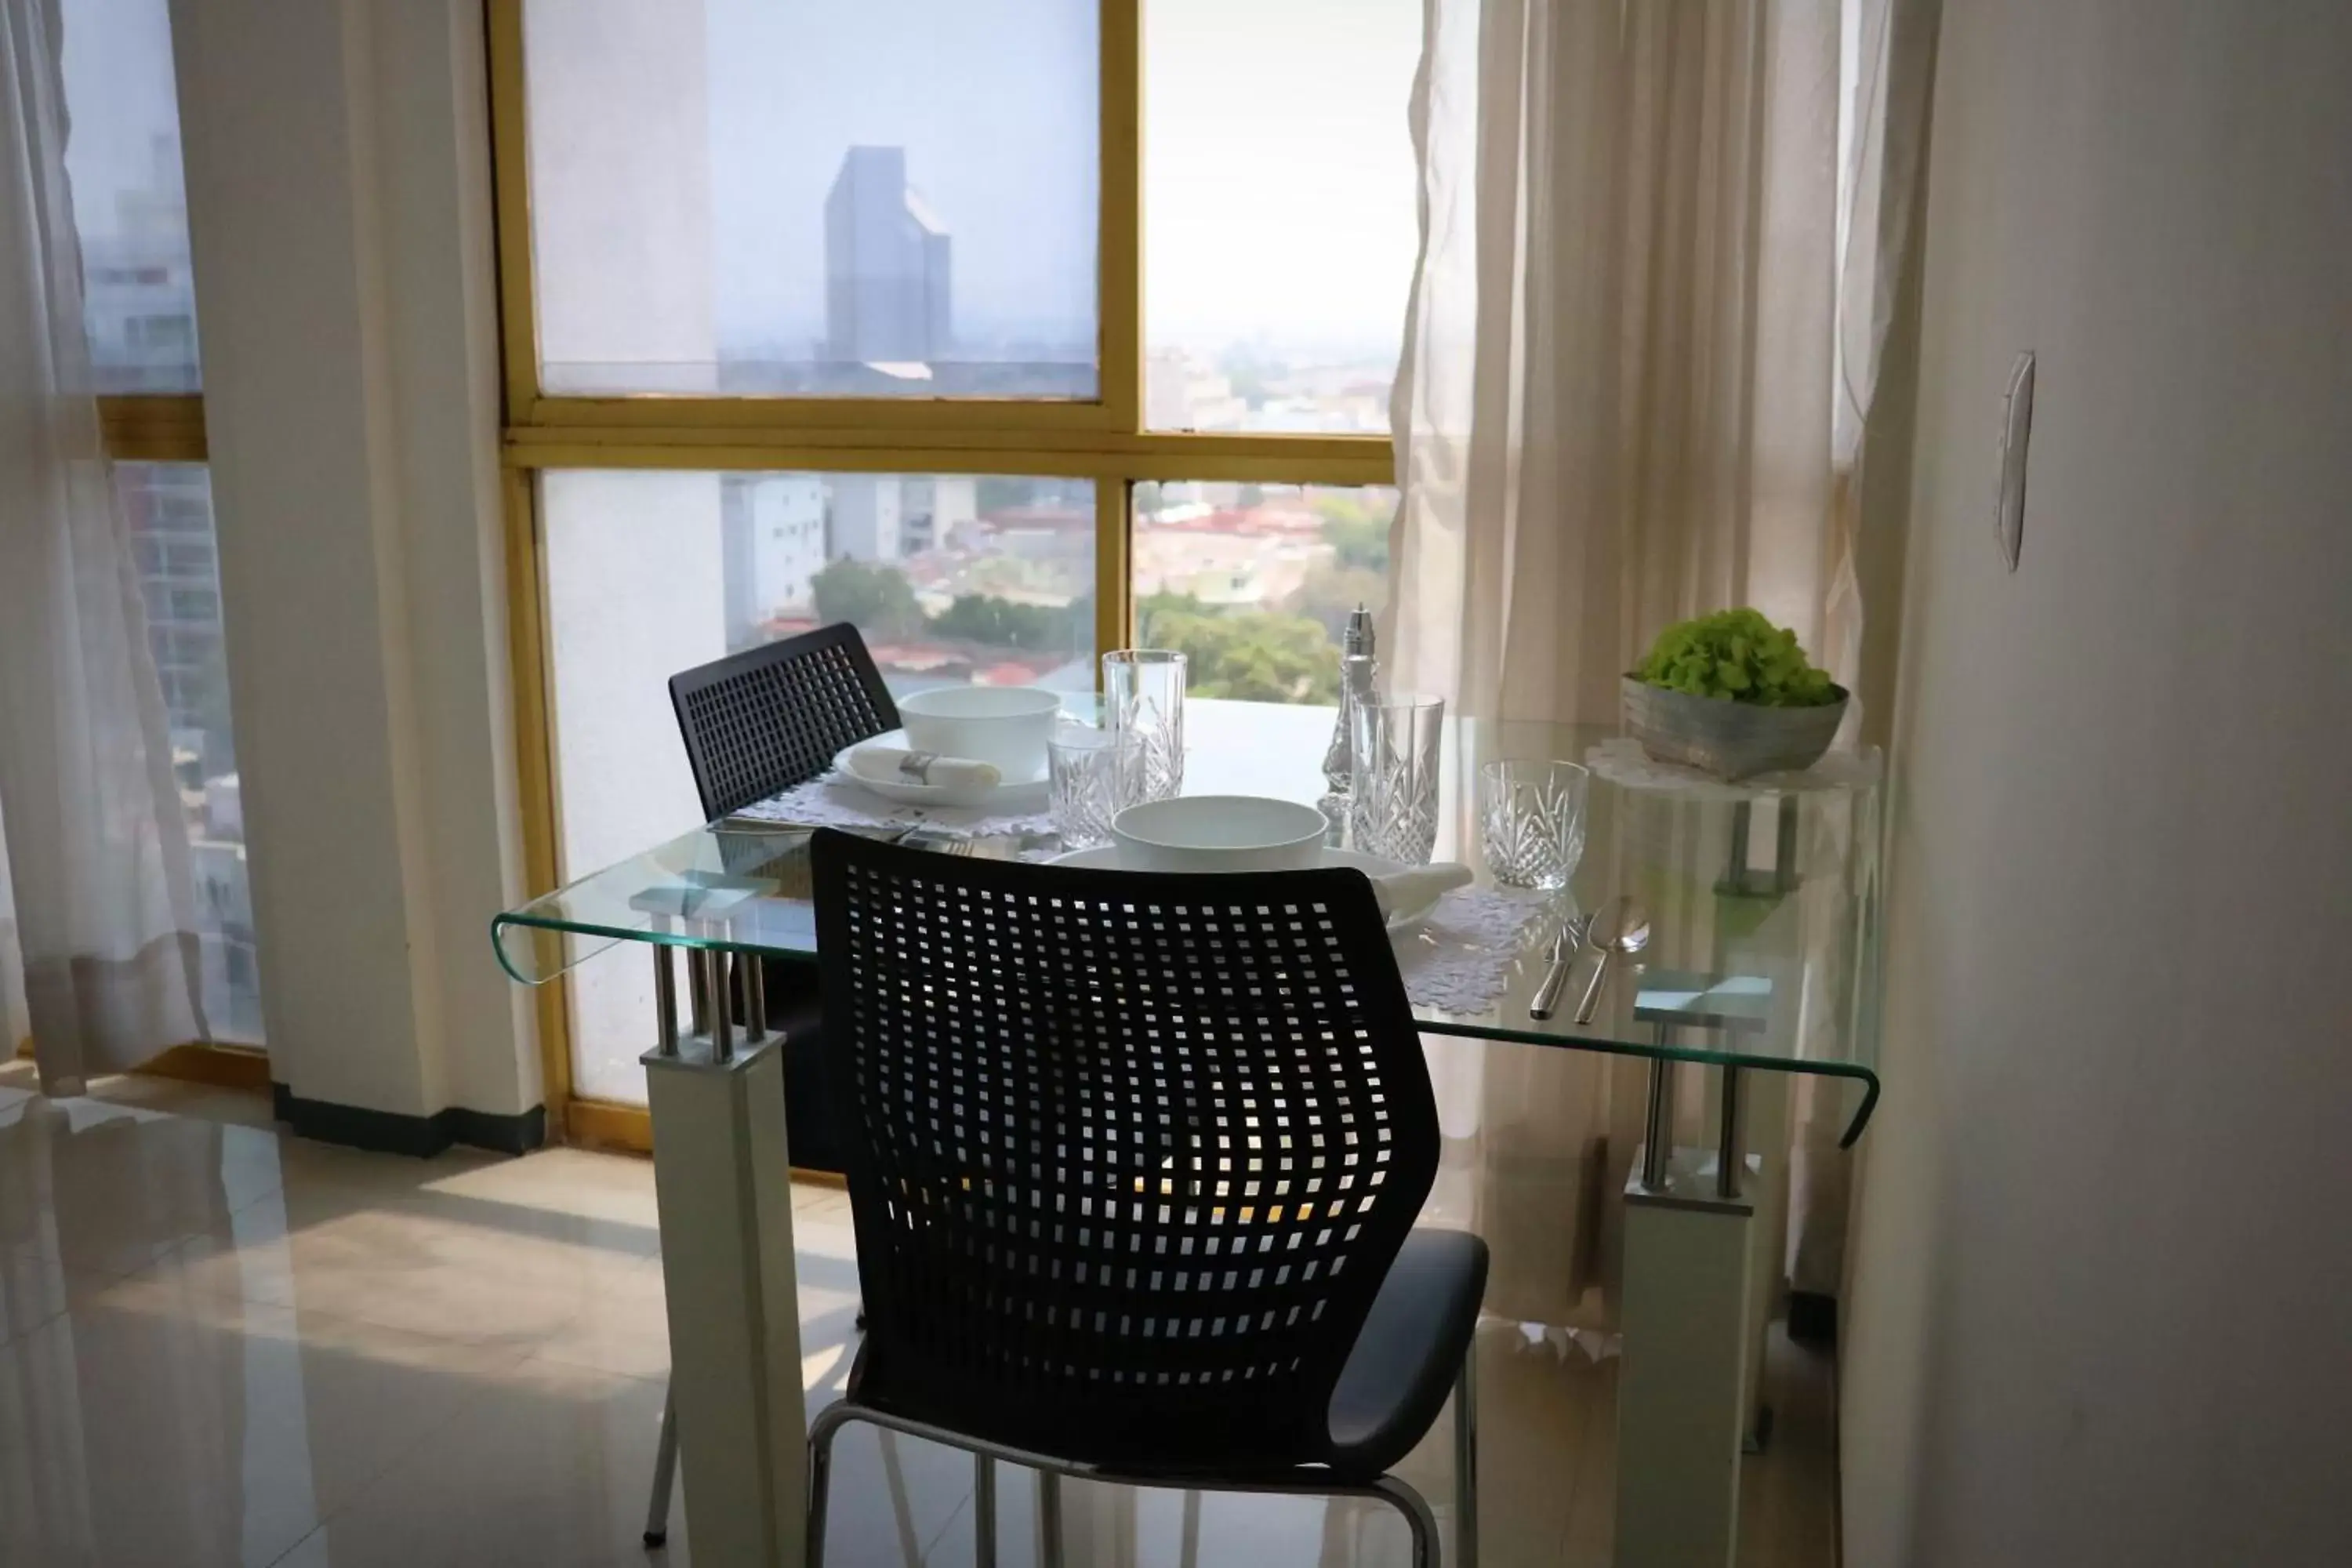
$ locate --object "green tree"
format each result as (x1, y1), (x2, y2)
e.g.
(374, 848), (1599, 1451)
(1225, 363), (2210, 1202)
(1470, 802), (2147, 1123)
(931, 593), (1067, 649)
(1141, 600), (1339, 705)
(1287, 561), (1388, 642)
(811, 558), (924, 639)
(1136, 590), (1209, 646)
(1317, 503), (1392, 575)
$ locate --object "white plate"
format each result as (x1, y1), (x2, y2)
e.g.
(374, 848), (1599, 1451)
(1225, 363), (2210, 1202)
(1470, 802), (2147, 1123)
(829, 728), (1051, 811)
(1046, 844), (1442, 935)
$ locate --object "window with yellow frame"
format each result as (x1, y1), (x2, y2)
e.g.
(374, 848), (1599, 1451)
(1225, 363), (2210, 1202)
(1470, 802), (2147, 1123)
(489, 0), (1425, 1138)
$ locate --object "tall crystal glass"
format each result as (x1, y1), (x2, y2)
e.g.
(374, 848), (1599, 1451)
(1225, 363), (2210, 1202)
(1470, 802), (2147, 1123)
(1478, 760), (1590, 890)
(1102, 649), (1186, 803)
(1348, 694), (1445, 865)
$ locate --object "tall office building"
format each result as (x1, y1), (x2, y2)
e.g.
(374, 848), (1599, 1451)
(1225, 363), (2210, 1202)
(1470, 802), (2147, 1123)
(824, 146), (952, 366)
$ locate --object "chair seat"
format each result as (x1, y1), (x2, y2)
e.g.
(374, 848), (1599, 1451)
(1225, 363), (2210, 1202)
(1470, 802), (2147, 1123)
(1326, 1229), (1490, 1478)
(844, 1228), (1486, 1483)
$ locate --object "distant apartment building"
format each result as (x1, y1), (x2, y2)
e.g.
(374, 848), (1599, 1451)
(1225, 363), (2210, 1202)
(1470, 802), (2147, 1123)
(118, 466), (236, 776)
(1132, 503), (1334, 608)
(898, 475), (978, 557)
(825, 146), (952, 368)
(832, 473), (906, 564)
(79, 134), (199, 391)
(1145, 348), (1249, 431)
(720, 473), (827, 646)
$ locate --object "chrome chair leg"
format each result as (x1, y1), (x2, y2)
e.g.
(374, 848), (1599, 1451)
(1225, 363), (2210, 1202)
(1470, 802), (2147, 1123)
(975, 1453), (999, 1568)
(879, 1428), (922, 1563)
(806, 1401), (855, 1568)
(643, 1383), (678, 1548)
(1038, 1468), (1065, 1568)
(1455, 1347), (1479, 1568)
(1370, 1475), (1443, 1568)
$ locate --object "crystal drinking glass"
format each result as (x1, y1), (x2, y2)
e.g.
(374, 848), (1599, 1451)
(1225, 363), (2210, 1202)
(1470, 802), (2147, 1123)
(1348, 694), (1445, 865)
(1048, 720), (1144, 851)
(1478, 760), (1590, 890)
(1102, 649), (1186, 803)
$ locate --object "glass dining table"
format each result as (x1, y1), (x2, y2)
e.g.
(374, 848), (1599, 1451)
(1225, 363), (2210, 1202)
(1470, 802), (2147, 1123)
(491, 698), (1883, 1568)
(495, 700), (1881, 1145)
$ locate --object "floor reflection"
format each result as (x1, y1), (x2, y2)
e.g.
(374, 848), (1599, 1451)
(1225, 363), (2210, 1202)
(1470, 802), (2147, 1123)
(0, 1064), (1836, 1566)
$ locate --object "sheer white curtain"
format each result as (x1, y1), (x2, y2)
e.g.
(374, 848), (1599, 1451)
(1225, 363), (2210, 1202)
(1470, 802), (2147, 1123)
(1392, 0), (1932, 1324)
(0, 0), (208, 1094)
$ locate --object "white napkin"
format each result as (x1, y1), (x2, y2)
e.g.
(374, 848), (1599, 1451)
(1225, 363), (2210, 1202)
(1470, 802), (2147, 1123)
(845, 745), (1002, 792)
(1370, 862), (1474, 916)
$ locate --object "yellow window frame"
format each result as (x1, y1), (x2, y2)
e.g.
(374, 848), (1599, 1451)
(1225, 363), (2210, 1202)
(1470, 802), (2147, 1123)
(487, 0), (1397, 1146)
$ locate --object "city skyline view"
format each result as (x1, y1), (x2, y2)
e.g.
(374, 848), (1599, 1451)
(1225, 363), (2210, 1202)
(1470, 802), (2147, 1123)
(528, 0), (1421, 426)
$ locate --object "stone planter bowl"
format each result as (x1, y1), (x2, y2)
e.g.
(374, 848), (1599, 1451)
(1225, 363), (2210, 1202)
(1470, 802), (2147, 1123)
(1620, 674), (1849, 781)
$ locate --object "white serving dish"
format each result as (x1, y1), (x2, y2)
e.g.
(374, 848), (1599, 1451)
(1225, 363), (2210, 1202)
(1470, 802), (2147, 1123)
(896, 685), (1062, 777)
(1108, 794), (1333, 873)
(1047, 844), (1443, 935)
(829, 728), (1049, 811)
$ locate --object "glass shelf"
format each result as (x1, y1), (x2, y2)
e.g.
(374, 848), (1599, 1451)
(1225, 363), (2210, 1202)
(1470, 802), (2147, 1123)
(495, 705), (1883, 1142)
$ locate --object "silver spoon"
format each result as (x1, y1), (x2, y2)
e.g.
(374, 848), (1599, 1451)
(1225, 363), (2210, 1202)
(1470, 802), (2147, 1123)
(1570, 898), (1653, 1025)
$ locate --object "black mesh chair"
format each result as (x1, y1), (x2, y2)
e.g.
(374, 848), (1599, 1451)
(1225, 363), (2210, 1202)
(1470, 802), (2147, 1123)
(668, 622), (898, 1175)
(805, 829), (1487, 1567)
(669, 622), (899, 820)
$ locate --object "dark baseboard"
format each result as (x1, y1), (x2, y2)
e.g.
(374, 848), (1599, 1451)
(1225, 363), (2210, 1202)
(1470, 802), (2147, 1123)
(1788, 1289), (1838, 1347)
(271, 1083), (546, 1159)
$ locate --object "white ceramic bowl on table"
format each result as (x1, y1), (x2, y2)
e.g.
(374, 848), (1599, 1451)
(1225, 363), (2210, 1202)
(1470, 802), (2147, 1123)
(895, 685), (1062, 777)
(1109, 795), (1329, 873)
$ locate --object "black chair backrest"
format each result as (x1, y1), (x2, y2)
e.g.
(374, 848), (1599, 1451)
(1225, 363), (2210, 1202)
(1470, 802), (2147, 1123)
(810, 829), (1442, 1472)
(669, 623), (900, 819)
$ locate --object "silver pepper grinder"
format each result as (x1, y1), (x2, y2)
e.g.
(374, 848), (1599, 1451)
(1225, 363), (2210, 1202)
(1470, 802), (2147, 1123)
(1319, 604), (1379, 844)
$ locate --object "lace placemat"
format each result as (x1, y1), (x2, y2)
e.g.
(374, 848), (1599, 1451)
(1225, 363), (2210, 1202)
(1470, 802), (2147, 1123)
(733, 776), (1061, 840)
(1394, 887), (1557, 1014)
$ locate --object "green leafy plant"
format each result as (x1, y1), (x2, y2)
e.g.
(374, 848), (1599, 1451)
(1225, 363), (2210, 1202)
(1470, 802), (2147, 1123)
(1635, 608), (1838, 706)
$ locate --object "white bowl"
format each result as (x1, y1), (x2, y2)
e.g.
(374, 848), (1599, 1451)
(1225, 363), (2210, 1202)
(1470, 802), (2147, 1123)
(896, 685), (1062, 777)
(1109, 795), (1330, 873)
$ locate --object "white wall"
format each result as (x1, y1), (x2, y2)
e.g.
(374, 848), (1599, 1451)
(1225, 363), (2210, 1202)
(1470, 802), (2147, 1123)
(169, 0), (535, 1120)
(1842, 2), (2352, 1563)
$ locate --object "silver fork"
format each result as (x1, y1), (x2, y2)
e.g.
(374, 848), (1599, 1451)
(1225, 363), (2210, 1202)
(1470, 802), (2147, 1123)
(1528, 909), (1595, 1021)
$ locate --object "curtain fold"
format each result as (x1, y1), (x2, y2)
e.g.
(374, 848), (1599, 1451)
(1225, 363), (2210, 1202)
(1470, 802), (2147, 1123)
(1392, 0), (1929, 1324)
(0, 0), (207, 1094)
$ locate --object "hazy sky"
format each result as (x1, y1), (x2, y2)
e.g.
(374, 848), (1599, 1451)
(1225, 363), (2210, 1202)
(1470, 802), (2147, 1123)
(1144, 0), (1422, 361)
(59, 0), (183, 241)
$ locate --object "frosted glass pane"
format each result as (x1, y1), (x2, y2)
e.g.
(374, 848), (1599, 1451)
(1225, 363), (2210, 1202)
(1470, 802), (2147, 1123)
(524, 0), (1099, 397)
(1145, 0), (1421, 432)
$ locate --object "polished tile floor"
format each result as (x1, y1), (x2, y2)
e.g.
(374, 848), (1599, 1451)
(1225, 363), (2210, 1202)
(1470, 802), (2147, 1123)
(0, 1065), (1837, 1566)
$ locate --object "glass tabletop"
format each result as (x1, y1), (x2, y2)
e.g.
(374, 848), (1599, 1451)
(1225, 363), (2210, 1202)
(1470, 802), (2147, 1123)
(495, 702), (1883, 1142)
